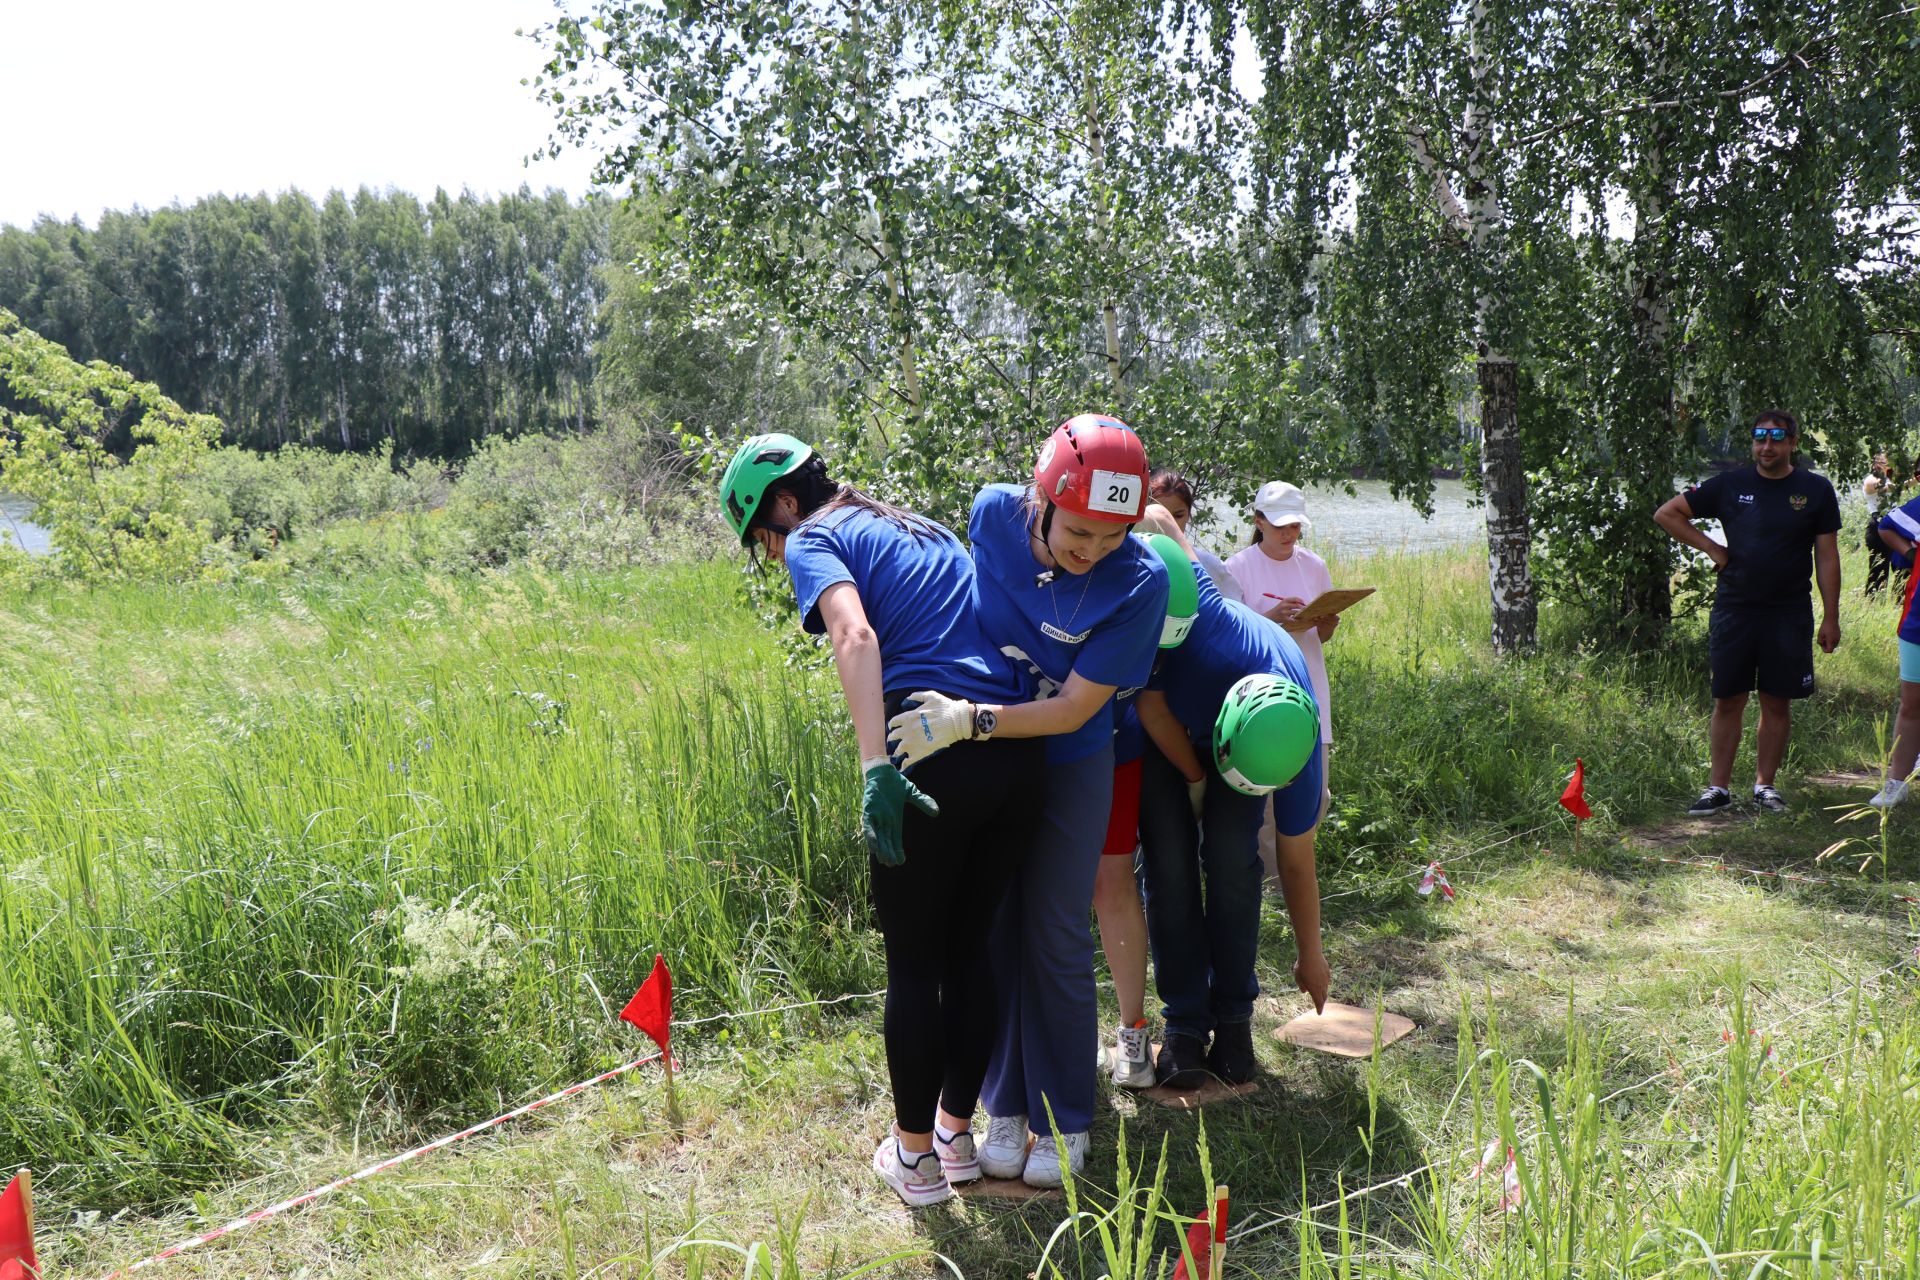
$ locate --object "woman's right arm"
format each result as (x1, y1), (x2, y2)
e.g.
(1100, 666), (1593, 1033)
(985, 670), (1118, 739)
(1137, 690), (1204, 782)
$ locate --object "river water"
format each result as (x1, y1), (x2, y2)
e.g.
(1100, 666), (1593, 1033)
(0, 480), (1488, 565)
(1194, 478), (1482, 560)
(0, 494), (52, 557)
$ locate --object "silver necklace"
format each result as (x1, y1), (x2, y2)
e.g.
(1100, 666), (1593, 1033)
(1031, 528), (1096, 637)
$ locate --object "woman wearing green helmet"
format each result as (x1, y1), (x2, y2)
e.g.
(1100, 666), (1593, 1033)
(1133, 526), (1331, 1092)
(717, 432), (1047, 1208)
(1095, 530), (1201, 1091)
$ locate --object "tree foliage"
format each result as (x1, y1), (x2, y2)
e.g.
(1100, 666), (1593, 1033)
(0, 308), (229, 582)
(0, 188), (606, 457)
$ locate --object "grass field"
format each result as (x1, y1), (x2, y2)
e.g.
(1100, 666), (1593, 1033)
(4, 541), (1917, 1277)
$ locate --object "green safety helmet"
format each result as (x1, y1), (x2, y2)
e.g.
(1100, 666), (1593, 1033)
(719, 433), (815, 545)
(1213, 673), (1318, 796)
(1140, 533), (1199, 648)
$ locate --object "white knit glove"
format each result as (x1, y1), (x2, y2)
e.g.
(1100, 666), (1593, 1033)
(886, 691), (977, 768)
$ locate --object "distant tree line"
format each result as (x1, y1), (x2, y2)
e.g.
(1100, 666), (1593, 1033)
(0, 188), (607, 457)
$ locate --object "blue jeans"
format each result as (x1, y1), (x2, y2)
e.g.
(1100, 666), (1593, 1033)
(981, 745), (1112, 1136)
(1137, 739), (1266, 1041)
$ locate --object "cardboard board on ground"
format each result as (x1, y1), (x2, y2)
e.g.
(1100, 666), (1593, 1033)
(1282, 587), (1376, 632)
(1274, 1001), (1416, 1058)
(954, 1136), (1059, 1200)
(1135, 1043), (1259, 1109)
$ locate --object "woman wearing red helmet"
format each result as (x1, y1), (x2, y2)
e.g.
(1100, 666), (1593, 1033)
(887, 413), (1169, 1186)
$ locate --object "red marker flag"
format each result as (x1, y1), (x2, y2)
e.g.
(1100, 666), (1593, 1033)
(1172, 1184), (1229, 1280)
(1559, 758), (1592, 820)
(0, 1169), (37, 1280)
(619, 954), (673, 1061)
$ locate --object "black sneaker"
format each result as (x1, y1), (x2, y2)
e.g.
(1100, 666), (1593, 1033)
(1688, 786), (1733, 816)
(1153, 1032), (1210, 1092)
(1752, 784), (1788, 813)
(1204, 1020), (1258, 1085)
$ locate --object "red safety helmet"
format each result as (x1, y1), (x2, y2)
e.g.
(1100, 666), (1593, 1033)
(1033, 413), (1149, 523)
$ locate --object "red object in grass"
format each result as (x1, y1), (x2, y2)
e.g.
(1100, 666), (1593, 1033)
(0, 1169), (36, 1280)
(619, 954), (674, 1061)
(1559, 758), (1592, 820)
(1172, 1186), (1230, 1280)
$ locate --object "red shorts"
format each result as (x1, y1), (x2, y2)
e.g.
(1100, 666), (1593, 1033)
(1101, 756), (1144, 857)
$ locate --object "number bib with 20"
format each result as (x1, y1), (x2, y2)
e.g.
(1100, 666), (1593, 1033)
(1088, 469), (1141, 517)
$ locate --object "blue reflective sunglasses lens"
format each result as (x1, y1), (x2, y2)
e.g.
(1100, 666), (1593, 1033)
(1751, 427), (1790, 441)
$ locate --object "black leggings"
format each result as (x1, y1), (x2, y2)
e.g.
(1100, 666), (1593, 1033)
(871, 722), (1044, 1133)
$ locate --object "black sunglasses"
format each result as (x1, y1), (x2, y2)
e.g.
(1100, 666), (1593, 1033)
(1751, 426), (1793, 442)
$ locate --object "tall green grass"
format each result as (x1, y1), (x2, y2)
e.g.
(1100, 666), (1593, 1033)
(0, 562), (869, 1206)
(0, 539), (1904, 1214)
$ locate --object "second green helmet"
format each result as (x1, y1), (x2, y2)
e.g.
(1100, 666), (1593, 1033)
(719, 433), (814, 544)
(1139, 533), (1199, 648)
(1213, 673), (1318, 796)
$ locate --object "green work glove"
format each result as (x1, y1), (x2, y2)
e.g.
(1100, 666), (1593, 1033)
(861, 756), (939, 867)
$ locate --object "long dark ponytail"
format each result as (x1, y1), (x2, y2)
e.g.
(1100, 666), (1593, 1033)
(754, 456), (952, 545)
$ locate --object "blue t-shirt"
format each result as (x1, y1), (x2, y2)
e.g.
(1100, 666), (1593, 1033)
(1877, 497), (1920, 645)
(1150, 564), (1318, 744)
(785, 504), (1027, 705)
(969, 484), (1169, 763)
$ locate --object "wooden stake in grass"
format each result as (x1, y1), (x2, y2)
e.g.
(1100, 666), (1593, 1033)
(1207, 1184), (1229, 1280)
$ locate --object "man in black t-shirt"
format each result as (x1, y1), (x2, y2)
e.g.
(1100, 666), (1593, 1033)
(1654, 409), (1843, 815)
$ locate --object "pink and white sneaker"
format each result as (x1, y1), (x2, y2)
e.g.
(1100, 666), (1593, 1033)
(934, 1127), (982, 1183)
(873, 1137), (952, 1207)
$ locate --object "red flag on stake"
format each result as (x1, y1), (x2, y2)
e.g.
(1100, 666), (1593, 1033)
(619, 954), (673, 1062)
(1172, 1184), (1229, 1280)
(0, 1168), (37, 1280)
(1560, 759), (1592, 820)
(620, 954), (680, 1130)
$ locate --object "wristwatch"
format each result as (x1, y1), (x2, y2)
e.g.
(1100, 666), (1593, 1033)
(972, 707), (998, 740)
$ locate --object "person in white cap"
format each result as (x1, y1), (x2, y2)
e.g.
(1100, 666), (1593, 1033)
(1225, 482), (1337, 879)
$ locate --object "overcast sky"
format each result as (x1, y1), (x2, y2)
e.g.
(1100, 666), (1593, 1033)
(2, 0), (604, 229)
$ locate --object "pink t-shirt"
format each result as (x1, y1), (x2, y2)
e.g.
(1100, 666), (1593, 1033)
(1224, 542), (1335, 744)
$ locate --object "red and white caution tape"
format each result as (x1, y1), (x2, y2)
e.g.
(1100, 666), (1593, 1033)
(96, 1050), (663, 1279)
(1417, 861), (1455, 901)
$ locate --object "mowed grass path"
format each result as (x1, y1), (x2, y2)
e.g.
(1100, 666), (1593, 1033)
(6, 544), (1918, 1276)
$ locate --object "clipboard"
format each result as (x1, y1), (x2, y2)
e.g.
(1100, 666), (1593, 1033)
(1282, 587), (1375, 630)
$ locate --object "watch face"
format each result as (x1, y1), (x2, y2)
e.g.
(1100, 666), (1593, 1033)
(974, 708), (998, 738)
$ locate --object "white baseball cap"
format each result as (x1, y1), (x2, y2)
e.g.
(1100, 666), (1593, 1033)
(1252, 481), (1311, 533)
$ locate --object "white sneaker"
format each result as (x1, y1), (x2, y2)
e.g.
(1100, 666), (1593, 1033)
(873, 1137), (952, 1207)
(933, 1128), (981, 1183)
(1021, 1130), (1090, 1188)
(1111, 1021), (1154, 1089)
(978, 1113), (1029, 1179)
(1869, 779), (1910, 810)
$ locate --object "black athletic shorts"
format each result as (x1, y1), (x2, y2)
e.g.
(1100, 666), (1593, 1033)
(1709, 603), (1815, 700)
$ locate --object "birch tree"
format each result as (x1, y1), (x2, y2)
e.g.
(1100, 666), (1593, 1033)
(1253, 0), (1572, 653)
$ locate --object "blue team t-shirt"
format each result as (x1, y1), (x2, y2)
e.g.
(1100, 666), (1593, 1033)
(1149, 563), (1318, 743)
(1877, 496), (1920, 646)
(784, 504), (1027, 705)
(969, 484), (1169, 763)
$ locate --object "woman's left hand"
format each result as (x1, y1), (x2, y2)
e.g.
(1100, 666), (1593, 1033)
(1315, 614), (1339, 641)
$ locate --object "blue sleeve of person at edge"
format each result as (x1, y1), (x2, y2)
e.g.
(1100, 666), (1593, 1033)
(1880, 495), (1920, 571)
